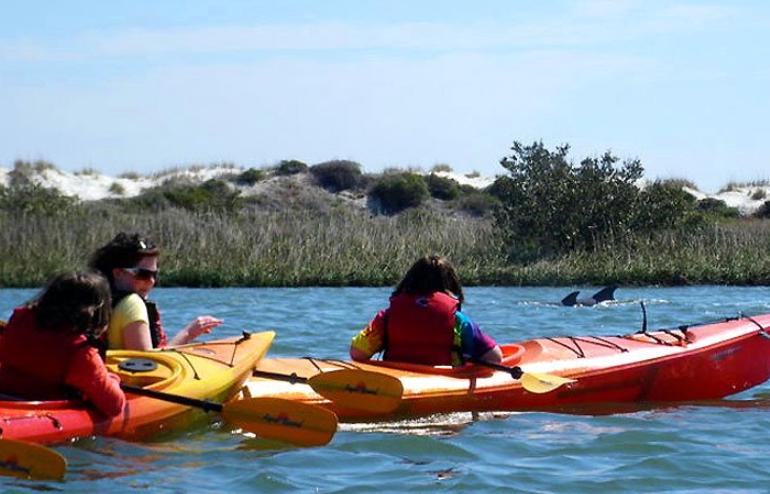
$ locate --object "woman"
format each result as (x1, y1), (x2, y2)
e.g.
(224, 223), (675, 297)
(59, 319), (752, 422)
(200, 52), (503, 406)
(0, 272), (125, 417)
(89, 232), (223, 350)
(350, 255), (503, 366)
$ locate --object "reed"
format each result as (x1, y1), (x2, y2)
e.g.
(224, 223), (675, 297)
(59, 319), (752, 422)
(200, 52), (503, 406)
(0, 209), (505, 287)
(2, 210), (770, 287)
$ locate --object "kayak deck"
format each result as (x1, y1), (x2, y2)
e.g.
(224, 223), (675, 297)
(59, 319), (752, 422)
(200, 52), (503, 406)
(245, 314), (770, 420)
(0, 331), (274, 444)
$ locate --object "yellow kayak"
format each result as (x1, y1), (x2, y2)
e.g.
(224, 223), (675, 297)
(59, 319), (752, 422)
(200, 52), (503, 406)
(0, 331), (274, 444)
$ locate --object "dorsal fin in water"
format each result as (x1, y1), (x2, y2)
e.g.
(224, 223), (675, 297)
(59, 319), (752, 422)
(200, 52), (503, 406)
(590, 285), (617, 303)
(561, 291), (580, 306)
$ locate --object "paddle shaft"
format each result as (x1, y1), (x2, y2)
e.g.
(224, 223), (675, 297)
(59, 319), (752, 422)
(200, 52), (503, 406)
(120, 383), (223, 412)
(466, 357), (523, 379)
(252, 369), (309, 384)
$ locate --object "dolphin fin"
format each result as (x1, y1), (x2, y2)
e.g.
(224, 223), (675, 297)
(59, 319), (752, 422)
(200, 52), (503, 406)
(561, 291), (580, 306)
(590, 285), (617, 303)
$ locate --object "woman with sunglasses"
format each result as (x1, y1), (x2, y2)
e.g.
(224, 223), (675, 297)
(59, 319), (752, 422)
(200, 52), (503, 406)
(89, 232), (223, 350)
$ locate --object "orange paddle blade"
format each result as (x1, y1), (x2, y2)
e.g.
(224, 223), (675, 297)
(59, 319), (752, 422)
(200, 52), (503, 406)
(308, 369), (404, 413)
(521, 372), (576, 394)
(0, 438), (66, 481)
(223, 397), (338, 447)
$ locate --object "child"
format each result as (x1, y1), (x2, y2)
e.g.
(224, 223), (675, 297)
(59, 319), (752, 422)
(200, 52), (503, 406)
(350, 255), (503, 366)
(89, 232), (223, 350)
(0, 272), (126, 417)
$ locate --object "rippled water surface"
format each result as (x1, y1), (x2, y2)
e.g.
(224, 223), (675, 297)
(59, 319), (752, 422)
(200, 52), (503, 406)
(2, 286), (770, 493)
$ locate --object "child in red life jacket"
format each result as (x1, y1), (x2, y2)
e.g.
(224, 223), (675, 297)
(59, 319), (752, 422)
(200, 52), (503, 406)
(0, 272), (126, 417)
(350, 255), (503, 366)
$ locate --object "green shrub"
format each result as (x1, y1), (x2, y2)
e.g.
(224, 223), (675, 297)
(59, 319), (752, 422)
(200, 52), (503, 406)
(427, 174), (460, 201)
(75, 167), (99, 176)
(755, 200), (770, 219)
(492, 140), (643, 260)
(310, 160), (364, 192)
(109, 182), (127, 196)
(431, 163), (453, 173)
(696, 197), (740, 219)
(275, 160), (308, 176)
(457, 192), (499, 217)
(368, 172), (429, 214)
(0, 183), (79, 216)
(236, 168), (266, 186)
(126, 180), (241, 213)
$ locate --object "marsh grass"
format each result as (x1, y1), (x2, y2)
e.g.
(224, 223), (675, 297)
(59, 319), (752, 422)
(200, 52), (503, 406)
(0, 209), (505, 287)
(2, 209), (770, 287)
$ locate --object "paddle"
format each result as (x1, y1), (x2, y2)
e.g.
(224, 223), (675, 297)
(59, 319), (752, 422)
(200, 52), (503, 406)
(120, 384), (338, 447)
(466, 358), (576, 394)
(252, 368), (404, 413)
(0, 438), (66, 481)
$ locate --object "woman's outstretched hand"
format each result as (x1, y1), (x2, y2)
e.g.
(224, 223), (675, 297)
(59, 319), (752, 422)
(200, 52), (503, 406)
(182, 316), (224, 342)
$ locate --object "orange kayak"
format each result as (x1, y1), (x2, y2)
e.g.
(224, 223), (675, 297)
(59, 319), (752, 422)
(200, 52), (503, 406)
(245, 314), (770, 420)
(0, 331), (274, 444)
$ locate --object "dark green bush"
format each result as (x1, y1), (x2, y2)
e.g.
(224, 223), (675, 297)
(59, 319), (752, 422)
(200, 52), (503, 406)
(310, 160), (364, 192)
(276, 160), (308, 176)
(0, 183), (79, 216)
(457, 192), (499, 217)
(755, 200), (770, 219)
(236, 168), (266, 185)
(696, 197), (740, 219)
(126, 180), (241, 213)
(633, 181), (699, 231)
(368, 173), (429, 214)
(427, 174), (460, 200)
(492, 140), (643, 260)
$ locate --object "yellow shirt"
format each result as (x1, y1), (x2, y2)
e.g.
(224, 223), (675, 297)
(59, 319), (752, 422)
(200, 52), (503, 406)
(108, 293), (149, 349)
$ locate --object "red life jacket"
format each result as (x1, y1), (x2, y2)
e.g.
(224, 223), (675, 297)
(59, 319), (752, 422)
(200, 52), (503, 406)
(384, 292), (459, 365)
(0, 306), (89, 399)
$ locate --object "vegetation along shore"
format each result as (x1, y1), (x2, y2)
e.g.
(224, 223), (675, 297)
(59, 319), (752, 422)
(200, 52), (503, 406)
(2, 140), (770, 288)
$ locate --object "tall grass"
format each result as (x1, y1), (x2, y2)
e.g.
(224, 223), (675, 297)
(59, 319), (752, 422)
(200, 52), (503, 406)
(2, 209), (770, 287)
(0, 209), (505, 287)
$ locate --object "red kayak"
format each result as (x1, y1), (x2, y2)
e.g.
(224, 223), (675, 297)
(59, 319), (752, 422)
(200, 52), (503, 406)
(245, 313), (770, 420)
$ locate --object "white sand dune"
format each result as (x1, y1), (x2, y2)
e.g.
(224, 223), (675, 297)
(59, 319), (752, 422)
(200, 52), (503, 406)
(0, 165), (766, 215)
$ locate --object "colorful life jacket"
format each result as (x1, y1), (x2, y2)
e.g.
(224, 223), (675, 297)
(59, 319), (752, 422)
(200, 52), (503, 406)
(383, 292), (459, 365)
(112, 290), (168, 348)
(0, 306), (88, 399)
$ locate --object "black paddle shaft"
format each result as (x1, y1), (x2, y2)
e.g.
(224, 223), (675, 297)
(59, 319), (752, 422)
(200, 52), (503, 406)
(466, 357), (524, 379)
(120, 383), (224, 413)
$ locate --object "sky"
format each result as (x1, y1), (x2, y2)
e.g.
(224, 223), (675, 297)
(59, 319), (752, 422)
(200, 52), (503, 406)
(1, 1), (768, 193)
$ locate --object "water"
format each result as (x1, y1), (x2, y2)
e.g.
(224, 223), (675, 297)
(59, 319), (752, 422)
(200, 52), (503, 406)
(2, 286), (770, 493)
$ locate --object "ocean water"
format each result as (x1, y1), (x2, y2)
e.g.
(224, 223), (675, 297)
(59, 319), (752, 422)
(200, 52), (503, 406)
(2, 285), (770, 493)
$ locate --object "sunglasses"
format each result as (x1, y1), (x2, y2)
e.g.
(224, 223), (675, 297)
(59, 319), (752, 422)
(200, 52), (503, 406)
(122, 267), (159, 281)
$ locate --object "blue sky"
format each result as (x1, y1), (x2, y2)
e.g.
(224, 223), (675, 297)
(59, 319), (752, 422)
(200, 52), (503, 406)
(1, 0), (768, 192)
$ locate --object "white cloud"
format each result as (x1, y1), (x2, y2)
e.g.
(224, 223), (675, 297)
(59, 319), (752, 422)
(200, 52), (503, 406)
(0, 3), (740, 63)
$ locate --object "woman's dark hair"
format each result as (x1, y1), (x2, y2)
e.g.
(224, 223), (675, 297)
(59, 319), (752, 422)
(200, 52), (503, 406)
(393, 255), (464, 304)
(32, 271), (112, 336)
(89, 232), (159, 284)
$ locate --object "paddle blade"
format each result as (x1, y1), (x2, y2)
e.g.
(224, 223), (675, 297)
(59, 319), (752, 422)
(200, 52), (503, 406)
(521, 372), (576, 394)
(222, 397), (338, 447)
(0, 438), (66, 481)
(308, 369), (404, 413)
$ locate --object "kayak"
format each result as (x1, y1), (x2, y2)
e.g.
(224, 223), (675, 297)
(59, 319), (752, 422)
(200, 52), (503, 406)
(244, 314), (770, 420)
(0, 331), (274, 444)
